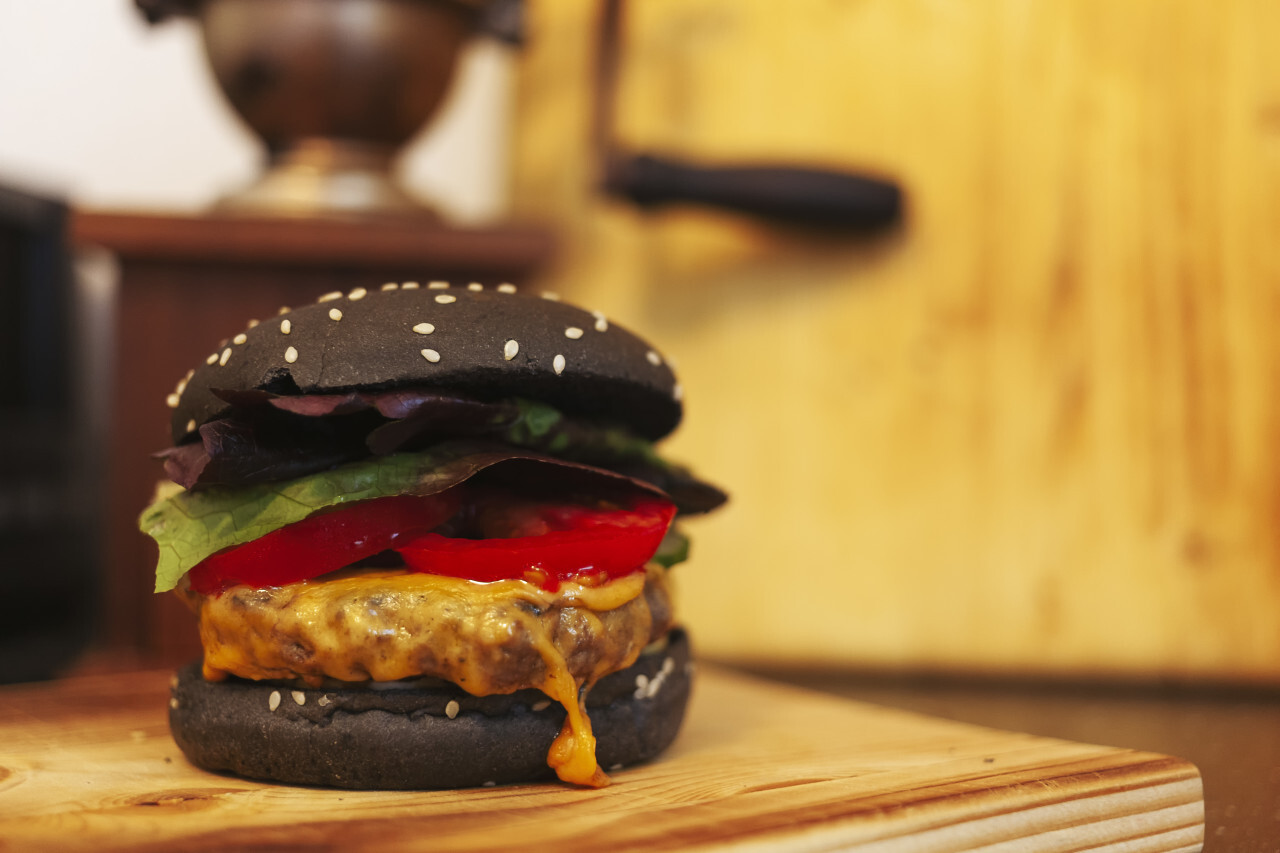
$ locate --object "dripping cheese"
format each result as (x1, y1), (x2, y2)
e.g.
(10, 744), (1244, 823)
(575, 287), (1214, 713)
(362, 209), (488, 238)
(182, 565), (674, 786)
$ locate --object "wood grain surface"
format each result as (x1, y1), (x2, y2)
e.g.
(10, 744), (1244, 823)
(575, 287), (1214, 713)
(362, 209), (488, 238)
(0, 667), (1203, 852)
(509, 1), (1280, 683)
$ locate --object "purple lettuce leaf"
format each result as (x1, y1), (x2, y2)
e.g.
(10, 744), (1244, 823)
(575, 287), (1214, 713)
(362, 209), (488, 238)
(163, 388), (726, 514)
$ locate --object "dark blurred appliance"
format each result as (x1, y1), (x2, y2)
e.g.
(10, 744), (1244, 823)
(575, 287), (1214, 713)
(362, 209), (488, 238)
(0, 184), (100, 683)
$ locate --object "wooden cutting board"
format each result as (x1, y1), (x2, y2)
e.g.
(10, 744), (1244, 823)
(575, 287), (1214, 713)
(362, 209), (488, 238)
(0, 666), (1203, 852)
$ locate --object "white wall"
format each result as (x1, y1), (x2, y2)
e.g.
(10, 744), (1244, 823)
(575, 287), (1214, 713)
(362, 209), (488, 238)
(0, 0), (511, 223)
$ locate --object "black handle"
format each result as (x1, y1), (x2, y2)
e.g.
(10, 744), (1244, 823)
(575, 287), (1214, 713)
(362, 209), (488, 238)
(607, 153), (902, 230)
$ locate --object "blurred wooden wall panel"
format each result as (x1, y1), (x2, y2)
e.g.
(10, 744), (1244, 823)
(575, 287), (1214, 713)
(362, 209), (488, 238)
(510, 1), (1280, 681)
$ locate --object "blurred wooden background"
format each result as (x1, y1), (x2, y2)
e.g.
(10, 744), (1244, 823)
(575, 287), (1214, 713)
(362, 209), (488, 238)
(508, 0), (1280, 682)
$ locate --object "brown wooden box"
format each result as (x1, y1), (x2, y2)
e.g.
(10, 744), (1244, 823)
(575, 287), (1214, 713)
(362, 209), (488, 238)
(72, 211), (553, 664)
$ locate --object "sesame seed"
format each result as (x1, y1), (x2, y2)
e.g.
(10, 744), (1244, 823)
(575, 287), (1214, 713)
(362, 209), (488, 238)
(186, 419), (197, 433)
(497, 283), (517, 294)
(278, 306), (291, 315)
(421, 349), (440, 363)
(435, 294), (456, 304)
(285, 346), (298, 364)
(553, 354), (566, 375)
(291, 690), (306, 706)
(445, 700), (460, 719)
(673, 383), (683, 401)
(592, 311), (608, 332)
(483, 781), (497, 787)
(329, 307), (343, 321)
(503, 339), (519, 360)
(541, 292), (560, 301)
(206, 353), (218, 365)
(169, 697), (179, 710)
(412, 322), (435, 335)
(318, 695), (331, 707)
(467, 282), (483, 291)
(169, 674), (179, 689)
(175, 378), (187, 394)
(428, 281), (450, 290)
(564, 326), (584, 340)
(531, 699), (551, 712)
(268, 690), (281, 711)
(166, 393), (180, 408)
(646, 350), (662, 366)
(348, 287), (367, 301)
(185, 368), (195, 381)
(219, 348), (232, 367)
(280, 319), (292, 335)
(402, 281), (420, 290)
(318, 291), (343, 303)
(233, 332), (247, 345)
(380, 282), (398, 291)
(247, 318), (260, 328)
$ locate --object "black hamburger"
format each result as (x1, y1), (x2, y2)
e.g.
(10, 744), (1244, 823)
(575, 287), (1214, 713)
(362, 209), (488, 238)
(139, 281), (724, 789)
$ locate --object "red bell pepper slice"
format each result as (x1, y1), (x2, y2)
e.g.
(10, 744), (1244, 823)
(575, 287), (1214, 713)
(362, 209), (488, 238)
(185, 490), (676, 595)
(395, 497), (676, 590)
(186, 493), (459, 595)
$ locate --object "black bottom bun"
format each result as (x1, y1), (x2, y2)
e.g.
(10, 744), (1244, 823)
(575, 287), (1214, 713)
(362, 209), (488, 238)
(169, 628), (692, 789)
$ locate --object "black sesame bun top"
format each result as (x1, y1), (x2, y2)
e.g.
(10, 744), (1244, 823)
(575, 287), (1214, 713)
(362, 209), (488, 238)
(167, 282), (683, 444)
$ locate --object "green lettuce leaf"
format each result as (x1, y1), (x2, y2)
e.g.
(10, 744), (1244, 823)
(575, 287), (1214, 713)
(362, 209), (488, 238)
(501, 398), (665, 466)
(651, 527), (690, 569)
(142, 441), (663, 594)
(144, 444), (450, 593)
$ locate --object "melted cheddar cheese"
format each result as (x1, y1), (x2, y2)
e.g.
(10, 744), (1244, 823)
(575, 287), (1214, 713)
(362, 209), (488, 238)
(181, 565), (674, 787)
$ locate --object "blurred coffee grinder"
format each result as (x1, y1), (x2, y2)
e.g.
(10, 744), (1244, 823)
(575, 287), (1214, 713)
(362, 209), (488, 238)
(136, 0), (522, 218)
